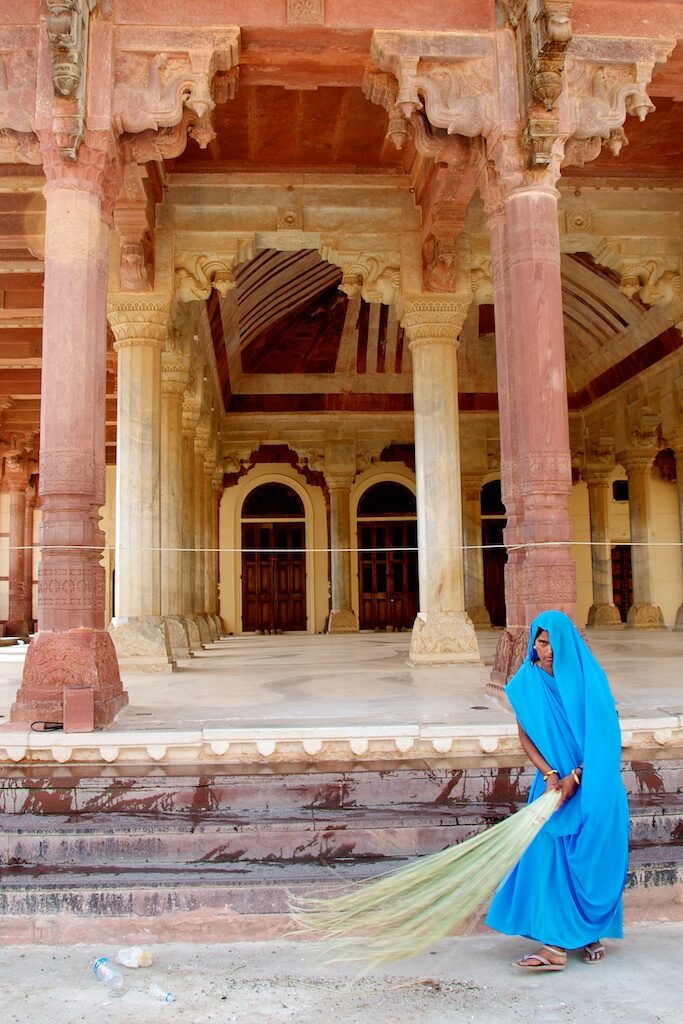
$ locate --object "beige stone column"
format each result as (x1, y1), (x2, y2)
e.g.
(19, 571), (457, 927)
(400, 295), (480, 665)
(461, 474), (491, 627)
(202, 443), (219, 640)
(672, 436), (683, 630)
(584, 467), (622, 627)
(4, 456), (29, 639)
(181, 395), (202, 651)
(193, 419), (211, 645)
(23, 483), (35, 630)
(210, 467), (224, 636)
(325, 459), (359, 634)
(618, 448), (664, 628)
(107, 299), (175, 670)
(160, 350), (191, 659)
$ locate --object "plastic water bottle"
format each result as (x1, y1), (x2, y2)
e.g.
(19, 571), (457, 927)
(93, 956), (124, 994)
(149, 981), (174, 1003)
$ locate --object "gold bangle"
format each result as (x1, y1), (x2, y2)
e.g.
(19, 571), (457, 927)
(572, 769), (581, 786)
(543, 769), (558, 781)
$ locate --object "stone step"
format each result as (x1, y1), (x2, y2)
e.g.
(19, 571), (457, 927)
(2, 795), (680, 868)
(1, 754), (681, 814)
(0, 846), (680, 945)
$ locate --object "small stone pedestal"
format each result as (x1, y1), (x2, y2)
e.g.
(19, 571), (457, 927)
(10, 629), (128, 728)
(327, 609), (359, 633)
(408, 611), (481, 666)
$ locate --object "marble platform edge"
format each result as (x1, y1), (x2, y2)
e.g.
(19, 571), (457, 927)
(0, 715), (681, 767)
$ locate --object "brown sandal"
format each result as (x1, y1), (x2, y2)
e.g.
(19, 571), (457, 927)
(582, 942), (605, 964)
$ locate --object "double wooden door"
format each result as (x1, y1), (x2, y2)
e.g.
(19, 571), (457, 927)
(358, 520), (418, 630)
(241, 522), (306, 632)
(482, 519), (507, 627)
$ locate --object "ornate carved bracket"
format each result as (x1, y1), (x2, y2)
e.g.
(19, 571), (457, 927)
(320, 247), (400, 306)
(506, 1), (574, 169)
(175, 240), (255, 303)
(44, 0), (96, 159)
(113, 162), (155, 291)
(113, 29), (239, 150)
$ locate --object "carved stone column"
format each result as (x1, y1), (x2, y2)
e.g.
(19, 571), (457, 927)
(181, 395), (202, 651)
(584, 467), (622, 627)
(672, 436), (683, 630)
(12, 132), (127, 727)
(461, 474), (491, 627)
(400, 296), (480, 665)
(325, 443), (358, 633)
(202, 443), (219, 640)
(193, 419), (211, 645)
(160, 349), (191, 659)
(210, 467), (224, 637)
(4, 457), (29, 640)
(23, 483), (36, 630)
(107, 299), (175, 670)
(619, 448), (665, 628)
(488, 185), (576, 687)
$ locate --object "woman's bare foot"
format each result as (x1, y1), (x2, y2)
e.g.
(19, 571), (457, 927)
(582, 941), (605, 964)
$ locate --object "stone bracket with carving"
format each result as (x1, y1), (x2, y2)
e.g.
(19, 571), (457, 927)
(175, 240), (255, 303)
(320, 247), (401, 306)
(113, 28), (240, 145)
(44, 0), (96, 160)
(0, 27), (40, 164)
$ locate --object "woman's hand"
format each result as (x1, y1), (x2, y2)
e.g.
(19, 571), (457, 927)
(549, 773), (579, 807)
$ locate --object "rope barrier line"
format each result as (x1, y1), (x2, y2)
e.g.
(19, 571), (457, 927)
(2, 541), (683, 554)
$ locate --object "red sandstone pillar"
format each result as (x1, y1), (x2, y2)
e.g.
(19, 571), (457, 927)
(23, 484), (35, 630)
(487, 186), (576, 689)
(11, 133), (128, 727)
(4, 457), (29, 639)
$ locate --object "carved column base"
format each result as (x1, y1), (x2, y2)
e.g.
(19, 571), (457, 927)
(327, 609), (359, 634)
(10, 628), (128, 728)
(466, 605), (492, 628)
(211, 614), (225, 638)
(164, 615), (191, 659)
(185, 617), (202, 651)
(195, 614), (212, 645)
(626, 603), (665, 629)
(205, 614), (219, 642)
(674, 605), (683, 631)
(487, 626), (529, 700)
(108, 616), (177, 672)
(587, 603), (623, 627)
(407, 611), (481, 666)
(4, 619), (30, 642)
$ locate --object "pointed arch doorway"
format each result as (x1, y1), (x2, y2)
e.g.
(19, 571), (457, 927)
(241, 482), (307, 633)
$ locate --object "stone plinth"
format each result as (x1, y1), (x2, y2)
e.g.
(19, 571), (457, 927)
(587, 603), (623, 627)
(327, 609), (360, 633)
(407, 611), (481, 666)
(108, 616), (177, 672)
(10, 629), (128, 728)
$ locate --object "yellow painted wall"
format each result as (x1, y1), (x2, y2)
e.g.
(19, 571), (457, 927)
(570, 480), (593, 627)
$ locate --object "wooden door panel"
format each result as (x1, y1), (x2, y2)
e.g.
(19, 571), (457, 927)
(241, 520), (307, 631)
(358, 520), (417, 630)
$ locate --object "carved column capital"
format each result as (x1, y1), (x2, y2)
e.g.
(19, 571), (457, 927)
(461, 473), (484, 501)
(39, 128), (121, 198)
(398, 294), (471, 349)
(107, 298), (170, 351)
(182, 394), (202, 435)
(3, 454), (29, 493)
(175, 242), (255, 302)
(583, 466), (613, 490)
(161, 350), (191, 396)
(618, 447), (657, 477)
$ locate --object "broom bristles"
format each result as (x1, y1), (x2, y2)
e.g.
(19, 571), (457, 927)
(289, 788), (561, 969)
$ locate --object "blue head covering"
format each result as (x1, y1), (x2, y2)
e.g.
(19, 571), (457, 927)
(503, 610), (629, 930)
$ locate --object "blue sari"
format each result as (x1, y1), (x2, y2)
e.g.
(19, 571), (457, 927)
(485, 610), (629, 948)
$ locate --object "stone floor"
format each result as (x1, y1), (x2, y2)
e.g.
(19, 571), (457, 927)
(2, 924), (682, 1024)
(0, 629), (681, 764)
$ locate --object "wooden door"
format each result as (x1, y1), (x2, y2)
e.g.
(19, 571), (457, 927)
(482, 519), (507, 627)
(358, 521), (417, 630)
(611, 544), (632, 623)
(241, 522), (306, 632)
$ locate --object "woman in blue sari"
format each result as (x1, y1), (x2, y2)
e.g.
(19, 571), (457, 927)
(486, 610), (629, 970)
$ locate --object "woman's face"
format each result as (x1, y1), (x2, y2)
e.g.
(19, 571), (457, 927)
(533, 629), (554, 674)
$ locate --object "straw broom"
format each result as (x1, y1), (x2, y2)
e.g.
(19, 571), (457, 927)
(290, 788), (561, 970)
